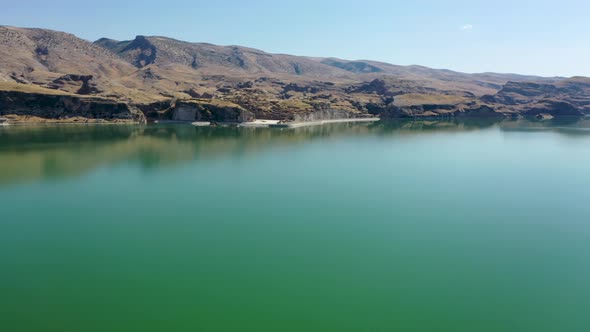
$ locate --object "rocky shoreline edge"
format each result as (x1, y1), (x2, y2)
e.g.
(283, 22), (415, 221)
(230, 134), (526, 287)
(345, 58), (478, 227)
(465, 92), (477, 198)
(1, 82), (588, 127)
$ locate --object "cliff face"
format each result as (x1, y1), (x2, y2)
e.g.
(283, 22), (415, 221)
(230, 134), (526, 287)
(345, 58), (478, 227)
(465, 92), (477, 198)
(0, 89), (145, 123)
(171, 100), (255, 123)
(372, 78), (590, 119)
(478, 79), (590, 117)
(522, 100), (583, 117)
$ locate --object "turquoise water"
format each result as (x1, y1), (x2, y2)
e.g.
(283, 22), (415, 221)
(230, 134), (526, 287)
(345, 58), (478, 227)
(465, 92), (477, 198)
(1, 119), (590, 331)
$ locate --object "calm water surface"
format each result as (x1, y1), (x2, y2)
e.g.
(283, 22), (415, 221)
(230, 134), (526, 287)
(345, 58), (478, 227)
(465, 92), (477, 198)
(1, 119), (589, 331)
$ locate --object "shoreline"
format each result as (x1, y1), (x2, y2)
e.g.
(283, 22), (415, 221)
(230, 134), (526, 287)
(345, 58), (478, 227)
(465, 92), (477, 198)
(4, 115), (585, 128)
(284, 118), (380, 128)
(0, 121), (140, 126)
(240, 118), (380, 128)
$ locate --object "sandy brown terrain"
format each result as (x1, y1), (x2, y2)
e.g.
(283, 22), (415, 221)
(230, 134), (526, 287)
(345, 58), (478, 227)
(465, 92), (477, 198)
(1, 26), (589, 123)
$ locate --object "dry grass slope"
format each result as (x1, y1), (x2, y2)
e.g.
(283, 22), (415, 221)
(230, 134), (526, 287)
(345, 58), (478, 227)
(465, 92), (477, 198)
(1, 26), (588, 121)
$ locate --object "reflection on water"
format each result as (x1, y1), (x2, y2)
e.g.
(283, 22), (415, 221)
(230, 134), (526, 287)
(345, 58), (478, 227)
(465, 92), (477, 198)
(1, 118), (590, 186)
(2, 117), (590, 332)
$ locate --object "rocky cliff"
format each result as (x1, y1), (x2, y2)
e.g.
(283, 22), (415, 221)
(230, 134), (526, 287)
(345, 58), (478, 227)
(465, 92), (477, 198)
(0, 84), (145, 123)
(171, 99), (255, 123)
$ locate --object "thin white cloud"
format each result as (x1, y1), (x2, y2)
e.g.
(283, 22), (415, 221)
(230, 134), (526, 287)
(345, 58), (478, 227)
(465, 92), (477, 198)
(461, 24), (473, 31)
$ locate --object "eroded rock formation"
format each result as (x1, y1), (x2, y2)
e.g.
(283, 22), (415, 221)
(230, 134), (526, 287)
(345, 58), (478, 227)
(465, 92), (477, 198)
(171, 100), (255, 123)
(0, 89), (145, 123)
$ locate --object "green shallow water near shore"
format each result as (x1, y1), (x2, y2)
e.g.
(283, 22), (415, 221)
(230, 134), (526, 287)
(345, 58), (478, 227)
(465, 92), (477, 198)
(1, 119), (590, 332)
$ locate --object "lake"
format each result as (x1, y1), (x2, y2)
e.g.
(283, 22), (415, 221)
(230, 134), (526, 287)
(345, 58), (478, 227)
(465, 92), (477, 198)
(1, 119), (589, 331)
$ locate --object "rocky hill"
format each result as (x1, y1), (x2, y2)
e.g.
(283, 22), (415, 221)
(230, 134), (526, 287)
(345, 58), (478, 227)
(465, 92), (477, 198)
(0, 27), (135, 90)
(95, 35), (351, 77)
(0, 26), (588, 123)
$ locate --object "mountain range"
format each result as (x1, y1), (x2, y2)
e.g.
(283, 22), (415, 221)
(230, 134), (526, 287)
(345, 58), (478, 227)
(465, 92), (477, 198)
(1, 26), (589, 123)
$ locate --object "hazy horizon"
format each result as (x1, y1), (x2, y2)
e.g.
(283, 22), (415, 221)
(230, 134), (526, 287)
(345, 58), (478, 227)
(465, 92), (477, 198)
(2, 0), (589, 77)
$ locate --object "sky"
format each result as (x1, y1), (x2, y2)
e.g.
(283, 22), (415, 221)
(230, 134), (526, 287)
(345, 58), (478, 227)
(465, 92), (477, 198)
(2, 0), (589, 77)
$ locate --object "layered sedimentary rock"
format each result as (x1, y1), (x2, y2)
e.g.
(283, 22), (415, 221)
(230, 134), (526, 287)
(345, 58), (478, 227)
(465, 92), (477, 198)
(0, 88), (145, 123)
(171, 100), (255, 123)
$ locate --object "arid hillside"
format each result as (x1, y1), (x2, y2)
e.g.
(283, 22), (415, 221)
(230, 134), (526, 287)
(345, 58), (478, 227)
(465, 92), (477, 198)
(1, 26), (588, 123)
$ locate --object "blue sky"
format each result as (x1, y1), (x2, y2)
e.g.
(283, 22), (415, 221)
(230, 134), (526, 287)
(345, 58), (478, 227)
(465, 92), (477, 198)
(2, 0), (589, 77)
